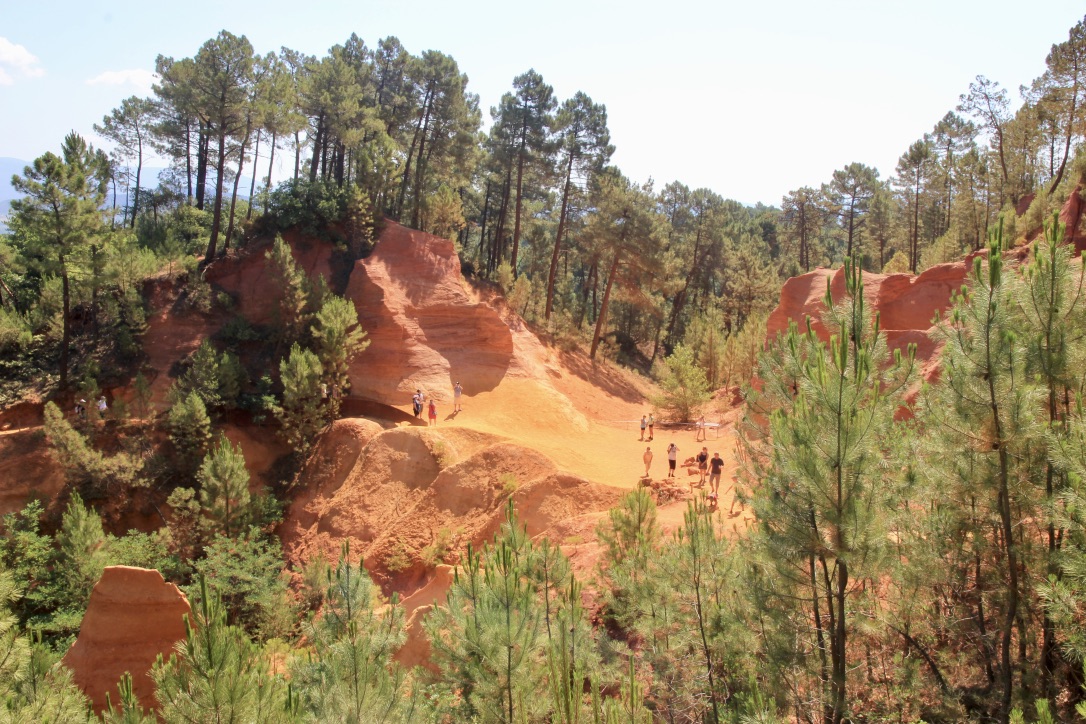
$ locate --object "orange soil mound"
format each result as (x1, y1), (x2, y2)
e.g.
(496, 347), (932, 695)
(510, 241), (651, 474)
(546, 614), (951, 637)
(62, 566), (190, 713)
(280, 422), (627, 588)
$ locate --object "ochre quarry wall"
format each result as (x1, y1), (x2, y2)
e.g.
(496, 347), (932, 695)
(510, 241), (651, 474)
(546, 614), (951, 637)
(344, 221), (555, 407)
(61, 566), (190, 713)
(765, 260), (971, 383)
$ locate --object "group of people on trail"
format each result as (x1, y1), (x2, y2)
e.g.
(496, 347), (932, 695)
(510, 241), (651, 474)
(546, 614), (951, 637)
(641, 444), (680, 478)
(73, 396), (107, 420)
(411, 382), (464, 426)
(412, 389), (437, 425)
(643, 439), (725, 503)
(695, 446), (725, 498)
(639, 413), (654, 441)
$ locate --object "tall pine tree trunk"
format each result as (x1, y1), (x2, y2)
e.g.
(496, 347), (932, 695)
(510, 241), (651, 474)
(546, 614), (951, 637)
(545, 150), (576, 320)
(131, 131), (143, 229)
(204, 130), (228, 265)
(225, 124), (253, 253)
(264, 131), (277, 213)
(60, 256), (70, 389)
(246, 129), (261, 221)
(195, 123), (210, 211)
(510, 130), (527, 276)
(1049, 68), (1078, 194)
(590, 250), (621, 359)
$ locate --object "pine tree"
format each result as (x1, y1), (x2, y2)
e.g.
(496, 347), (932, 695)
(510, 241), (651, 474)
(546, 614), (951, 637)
(291, 542), (417, 722)
(651, 344), (712, 422)
(1014, 215), (1086, 685)
(741, 258), (916, 724)
(923, 222), (1034, 723)
(102, 672), (156, 724)
(197, 434), (251, 538)
(42, 402), (139, 497)
(9, 132), (108, 387)
(266, 235), (311, 347)
(52, 492), (109, 617)
(0, 567), (90, 720)
(168, 391), (212, 475)
(312, 295), (369, 420)
(426, 501), (546, 722)
(152, 577), (294, 723)
(275, 343), (324, 453)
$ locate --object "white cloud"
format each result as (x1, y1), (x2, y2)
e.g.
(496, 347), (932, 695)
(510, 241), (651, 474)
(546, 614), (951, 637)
(0, 37), (44, 83)
(85, 69), (156, 90)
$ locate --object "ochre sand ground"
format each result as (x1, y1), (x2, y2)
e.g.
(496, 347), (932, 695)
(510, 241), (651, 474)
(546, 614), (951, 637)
(393, 376), (749, 535)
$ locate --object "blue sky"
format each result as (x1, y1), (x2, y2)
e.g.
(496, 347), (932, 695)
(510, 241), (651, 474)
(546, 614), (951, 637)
(1, 0), (1083, 206)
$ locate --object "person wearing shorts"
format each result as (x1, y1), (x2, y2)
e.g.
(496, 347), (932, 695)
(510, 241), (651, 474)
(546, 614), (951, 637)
(666, 443), (678, 478)
(639, 415), (647, 440)
(708, 452), (724, 495)
(696, 447), (708, 485)
(647, 413), (654, 441)
(453, 381), (463, 412)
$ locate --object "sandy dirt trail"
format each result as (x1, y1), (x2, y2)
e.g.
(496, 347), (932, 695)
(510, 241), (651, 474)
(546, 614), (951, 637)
(395, 377), (747, 533)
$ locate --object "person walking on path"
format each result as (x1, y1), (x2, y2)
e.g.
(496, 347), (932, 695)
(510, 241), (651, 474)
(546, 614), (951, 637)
(696, 447), (708, 486)
(428, 398), (437, 426)
(642, 447), (653, 478)
(695, 414), (706, 442)
(639, 415), (647, 440)
(666, 442), (678, 478)
(647, 413), (655, 441)
(412, 390), (423, 418)
(708, 452), (724, 499)
(453, 382), (463, 412)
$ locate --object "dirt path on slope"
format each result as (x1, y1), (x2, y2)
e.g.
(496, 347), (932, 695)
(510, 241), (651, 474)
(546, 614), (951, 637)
(392, 377), (748, 529)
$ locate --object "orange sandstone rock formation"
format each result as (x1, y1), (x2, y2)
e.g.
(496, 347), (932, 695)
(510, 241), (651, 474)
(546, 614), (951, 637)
(62, 566), (190, 713)
(345, 221), (557, 406)
(765, 260), (971, 382)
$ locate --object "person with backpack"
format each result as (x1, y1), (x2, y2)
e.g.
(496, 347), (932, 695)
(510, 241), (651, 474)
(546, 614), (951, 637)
(412, 390), (423, 418)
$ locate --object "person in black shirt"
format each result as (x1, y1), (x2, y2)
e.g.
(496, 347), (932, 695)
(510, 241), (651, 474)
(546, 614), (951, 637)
(708, 452), (724, 497)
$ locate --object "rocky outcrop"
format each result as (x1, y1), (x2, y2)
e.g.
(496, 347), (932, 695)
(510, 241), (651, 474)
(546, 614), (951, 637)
(344, 221), (556, 406)
(766, 259), (972, 382)
(62, 566), (190, 713)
